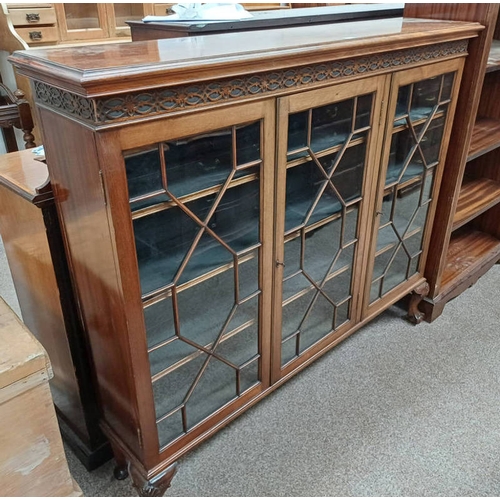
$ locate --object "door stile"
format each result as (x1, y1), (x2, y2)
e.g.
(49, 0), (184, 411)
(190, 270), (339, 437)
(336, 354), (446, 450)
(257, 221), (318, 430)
(272, 76), (391, 383)
(350, 75), (392, 325)
(258, 99), (277, 389)
(271, 97), (290, 385)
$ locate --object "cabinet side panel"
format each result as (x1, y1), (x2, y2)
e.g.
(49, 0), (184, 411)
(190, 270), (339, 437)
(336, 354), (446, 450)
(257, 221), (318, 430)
(38, 108), (142, 457)
(0, 187), (88, 442)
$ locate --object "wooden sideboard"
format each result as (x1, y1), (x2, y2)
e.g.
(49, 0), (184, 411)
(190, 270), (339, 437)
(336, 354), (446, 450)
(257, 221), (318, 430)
(0, 150), (111, 469)
(9, 17), (481, 495)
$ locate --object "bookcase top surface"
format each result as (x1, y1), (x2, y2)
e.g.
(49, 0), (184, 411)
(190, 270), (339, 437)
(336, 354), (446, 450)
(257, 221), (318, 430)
(10, 17), (482, 97)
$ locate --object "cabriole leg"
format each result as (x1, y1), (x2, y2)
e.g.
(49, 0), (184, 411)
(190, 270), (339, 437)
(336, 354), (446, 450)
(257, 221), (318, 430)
(130, 462), (178, 497)
(407, 282), (430, 324)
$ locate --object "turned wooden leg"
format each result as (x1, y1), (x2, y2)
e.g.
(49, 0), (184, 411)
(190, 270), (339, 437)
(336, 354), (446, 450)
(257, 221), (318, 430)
(112, 446), (129, 481)
(406, 282), (430, 325)
(130, 462), (178, 497)
(22, 129), (36, 149)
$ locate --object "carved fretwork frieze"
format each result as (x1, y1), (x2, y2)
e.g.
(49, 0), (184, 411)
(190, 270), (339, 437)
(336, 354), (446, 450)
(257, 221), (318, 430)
(34, 40), (468, 125)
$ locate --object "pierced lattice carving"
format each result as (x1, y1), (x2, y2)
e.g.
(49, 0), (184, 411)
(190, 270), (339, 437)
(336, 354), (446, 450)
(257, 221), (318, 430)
(34, 40), (468, 125)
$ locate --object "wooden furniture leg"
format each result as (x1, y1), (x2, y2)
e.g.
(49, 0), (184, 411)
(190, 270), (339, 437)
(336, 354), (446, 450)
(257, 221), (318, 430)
(407, 282), (430, 324)
(129, 462), (178, 497)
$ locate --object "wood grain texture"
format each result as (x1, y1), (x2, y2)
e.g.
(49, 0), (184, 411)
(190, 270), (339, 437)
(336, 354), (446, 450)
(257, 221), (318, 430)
(0, 186), (90, 440)
(0, 296), (48, 388)
(405, 4), (500, 299)
(440, 229), (500, 295)
(477, 70), (500, 119)
(37, 108), (145, 460)
(0, 297), (82, 497)
(467, 117), (500, 161)
(9, 18), (481, 97)
(0, 149), (50, 203)
(453, 177), (500, 230)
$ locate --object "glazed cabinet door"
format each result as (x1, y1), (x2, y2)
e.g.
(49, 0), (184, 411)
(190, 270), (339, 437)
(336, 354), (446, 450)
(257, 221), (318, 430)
(364, 60), (464, 318)
(55, 3), (109, 41)
(106, 101), (275, 457)
(272, 76), (389, 381)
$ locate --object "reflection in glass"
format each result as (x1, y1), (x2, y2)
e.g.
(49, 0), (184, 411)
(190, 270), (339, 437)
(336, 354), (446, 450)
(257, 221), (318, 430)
(281, 94), (372, 366)
(64, 3), (100, 29)
(126, 121), (263, 448)
(370, 72), (455, 304)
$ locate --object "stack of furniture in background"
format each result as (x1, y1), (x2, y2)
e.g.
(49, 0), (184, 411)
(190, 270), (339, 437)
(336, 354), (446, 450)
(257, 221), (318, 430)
(0, 296), (82, 497)
(0, 150), (111, 470)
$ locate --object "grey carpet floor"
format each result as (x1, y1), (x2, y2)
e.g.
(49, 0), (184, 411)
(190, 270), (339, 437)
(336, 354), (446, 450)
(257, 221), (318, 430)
(2, 234), (500, 496)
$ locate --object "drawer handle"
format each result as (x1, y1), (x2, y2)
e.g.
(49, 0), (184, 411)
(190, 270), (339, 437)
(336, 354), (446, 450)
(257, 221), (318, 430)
(26, 13), (40, 23)
(29, 31), (42, 40)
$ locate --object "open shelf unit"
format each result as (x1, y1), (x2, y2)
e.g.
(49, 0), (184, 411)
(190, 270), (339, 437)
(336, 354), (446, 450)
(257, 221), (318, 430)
(405, 4), (500, 321)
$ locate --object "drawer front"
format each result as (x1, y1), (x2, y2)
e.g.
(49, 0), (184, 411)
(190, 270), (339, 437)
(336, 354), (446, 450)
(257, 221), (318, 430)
(17, 26), (59, 44)
(9, 7), (56, 26)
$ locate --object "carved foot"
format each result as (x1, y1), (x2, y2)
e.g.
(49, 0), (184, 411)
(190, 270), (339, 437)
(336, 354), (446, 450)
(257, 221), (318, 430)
(406, 282), (430, 325)
(113, 464), (129, 481)
(130, 462), (178, 497)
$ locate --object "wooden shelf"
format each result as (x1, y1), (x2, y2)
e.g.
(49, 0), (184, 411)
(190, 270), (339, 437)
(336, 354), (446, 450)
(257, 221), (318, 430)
(486, 39), (500, 72)
(452, 177), (500, 230)
(440, 229), (500, 296)
(467, 117), (500, 161)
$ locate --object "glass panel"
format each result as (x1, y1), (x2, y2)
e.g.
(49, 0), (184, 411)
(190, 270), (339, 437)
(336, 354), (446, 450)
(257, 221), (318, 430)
(403, 229), (424, 258)
(298, 292), (335, 352)
(177, 271), (236, 348)
(285, 160), (342, 232)
(281, 289), (314, 340)
(336, 300), (350, 329)
(215, 322), (259, 367)
(185, 357), (237, 429)
(280, 93), (373, 366)
(441, 73), (454, 101)
(113, 3), (143, 27)
(370, 72), (455, 304)
(355, 94), (373, 130)
(239, 359), (259, 394)
(287, 111), (308, 159)
(236, 122), (261, 165)
(381, 244), (410, 295)
(311, 99), (353, 152)
(410, 75), (441, 120)
(124, 148), (163, 201)
(153, 354), (207, 419)
(281, 337), (297, 366)
(149, 338), (198, 378)
(64, 4), (100, 29)
(164, 129), (233, 198)
(157, 410), (184, 449)
(420, 116), (445, 166)
(134, 180), (260, 295)
(326, 141), (367, 203)
(386, 128), (424, 186)
(238, 250), (260, 300)
(134, 206), (199, 295)
(144, 296), (175, 348)
(395, 84), (410, 121)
